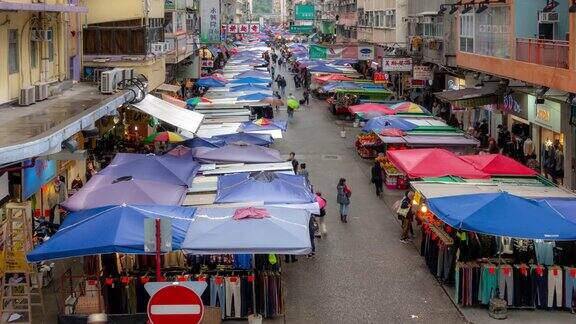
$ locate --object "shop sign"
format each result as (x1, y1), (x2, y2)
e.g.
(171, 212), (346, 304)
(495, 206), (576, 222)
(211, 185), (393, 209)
(22, 159), (56, 200)
(382, 58), (412, 72)
(201, 59), (214, 68)
(200, 0), (220, 43)
(289, 25), (314, 34)
(238, 24), (249, 34)
(146, 282), (207, 324)
(373, 72), (389, 84)
(413, 65), (432, 80)
(295, 4), (315, 20)
(225, 24), (260, 34)
(536, 105), (551, 123)
(357, 45), (375, 60)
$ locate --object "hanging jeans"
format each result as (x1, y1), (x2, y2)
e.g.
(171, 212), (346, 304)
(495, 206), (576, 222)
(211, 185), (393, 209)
(498, 266), (514, 305)
(564, 267), (576, 308)
(513, 267), (533, 307)
(240, 276), (255, 317)
(547, 267), (563, 308)
(210, 276), (226, 316)
(479, 265), (498, 304)
(225, 277), (241, 317)
(532, 267), (548, 308)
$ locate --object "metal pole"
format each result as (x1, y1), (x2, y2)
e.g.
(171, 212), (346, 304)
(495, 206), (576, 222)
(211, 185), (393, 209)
(155, 218), (163, 282)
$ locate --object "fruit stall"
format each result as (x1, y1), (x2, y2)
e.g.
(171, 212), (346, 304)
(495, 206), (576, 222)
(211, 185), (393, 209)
(376, 155), (409, 190)
(355, 133), (382, 159)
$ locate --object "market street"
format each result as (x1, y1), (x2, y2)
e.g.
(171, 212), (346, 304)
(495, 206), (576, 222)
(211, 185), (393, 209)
(271, 67), (465, 323)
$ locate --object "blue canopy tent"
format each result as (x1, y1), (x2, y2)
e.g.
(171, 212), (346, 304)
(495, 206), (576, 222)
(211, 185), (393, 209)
(241, 119), (288, 132)
(230, 77), (270, 84)
(97, 152), (200, 187)
(197, 78), (226, 88)
(234, 70), (270, 79)
(427, 192), (576, 240)
(182, 137), (225, 149)
(331, 59), (358, 66)
(207, 46), (220, 57)
(27, 205), (197, 262)
(308, 64), (342, 73)
(237, 92), (272, 101)
(321, 82), (361, 91)
(362, 116), (418, 132)
(181, 207), (312, 255)
(230, 83), (270, 92)
(215, 172), (315, 204)
(539, 199), (576, 225)
(213, 133), (274, 146)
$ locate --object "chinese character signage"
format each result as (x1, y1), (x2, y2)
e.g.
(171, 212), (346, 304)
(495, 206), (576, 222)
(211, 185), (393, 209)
(201, 59), (214, 68)
(382, 58), (413, 72)
(412, 65), (432, 80)
(373, 72), (389, 84)
(200, 0), (220, 44)
(225, 24), (260, 34)
(295, 4), (315, 20)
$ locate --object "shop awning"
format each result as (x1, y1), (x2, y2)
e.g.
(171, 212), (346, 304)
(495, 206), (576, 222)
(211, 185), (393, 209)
(27, 205), (196, 262)
(387, 148), (489, 179)
(427, 192), (576, 240)
(132, 95), (204, 134)
(181, 207), (312, 255)
(411, 181), (576, 199)
(434, 83), (499, 108)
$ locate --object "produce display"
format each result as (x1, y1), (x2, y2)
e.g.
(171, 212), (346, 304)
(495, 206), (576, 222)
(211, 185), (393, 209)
(355, 133), (382, 159)
(356, 133), (380, 146)
(375, 156), (408, 189)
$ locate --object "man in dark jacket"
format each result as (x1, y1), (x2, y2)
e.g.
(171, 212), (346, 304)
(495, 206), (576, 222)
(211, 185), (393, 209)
(371, 161), (383, 197)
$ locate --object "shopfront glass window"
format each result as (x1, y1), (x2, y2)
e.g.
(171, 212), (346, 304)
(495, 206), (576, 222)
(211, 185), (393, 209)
(8, 29), (18, 74)
(474, 6), (510, 58)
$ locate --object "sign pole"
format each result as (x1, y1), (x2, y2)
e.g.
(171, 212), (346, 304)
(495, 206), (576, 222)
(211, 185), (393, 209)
(155, 218), (162, 282)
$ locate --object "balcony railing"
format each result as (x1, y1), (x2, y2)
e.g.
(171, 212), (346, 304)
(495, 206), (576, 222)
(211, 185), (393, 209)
(516, 38), (569, 69)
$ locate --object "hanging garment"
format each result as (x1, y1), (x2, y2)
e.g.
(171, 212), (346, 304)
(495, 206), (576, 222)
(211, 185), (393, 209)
(534, 240), (555, 265)
(513, 265), (533, 307)
(532, 265), (548, 308)
(234, 254), (253, 270)
(498, 266), (514, 306)
(210, 276), (226, 317)
(564, 267), (576, 308)
(241, 275), (255, 317)
(547, 266), (563, 308)
(225, 276), (242, 317)
(479, 265), (498, 304)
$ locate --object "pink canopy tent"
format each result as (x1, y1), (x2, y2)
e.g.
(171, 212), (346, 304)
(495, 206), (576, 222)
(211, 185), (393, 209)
(348, 103), (396, 115)
(386, 148), (490, 179)
(460, 154), (537, 176)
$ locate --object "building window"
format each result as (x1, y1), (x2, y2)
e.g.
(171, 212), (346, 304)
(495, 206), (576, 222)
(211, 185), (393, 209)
(8, 29), (18, 74)
(375, 11), (380, 27)
(48, 28), (54, 62)
(460, 13), (474, 53)
(385, 10), (396, 28)
(30, 38), (38, 69)
(422, 17), (443, 37)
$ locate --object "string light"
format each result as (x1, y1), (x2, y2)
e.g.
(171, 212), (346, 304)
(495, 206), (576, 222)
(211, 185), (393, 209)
(421, 205), (428, 213)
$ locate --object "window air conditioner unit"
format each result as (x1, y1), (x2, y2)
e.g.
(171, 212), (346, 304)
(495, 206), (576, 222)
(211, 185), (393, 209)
(100, 70), (118, 94)
(151, 42), (166, 55)
(539, 12), (559, 23)
(19, 86), (36, 106)
(35, 83), (49, 101)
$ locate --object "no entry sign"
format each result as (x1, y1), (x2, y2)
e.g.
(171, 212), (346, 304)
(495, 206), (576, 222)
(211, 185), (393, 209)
(147, 283), (205, 324)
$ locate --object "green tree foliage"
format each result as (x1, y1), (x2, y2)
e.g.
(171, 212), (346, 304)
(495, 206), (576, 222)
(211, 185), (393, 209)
(252, 0), (272, 16)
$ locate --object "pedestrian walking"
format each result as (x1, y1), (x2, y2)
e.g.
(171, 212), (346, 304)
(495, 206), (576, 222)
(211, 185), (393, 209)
(336, 178), (351, 223)
(278, 57), (284, 68)
(298, 163), (309, 183)
(271, 65), (275, 79)
(288, 152), (299, 173)
(287, 93), (296, 120)
(302, 89), (310, 106)
(371, 161), (383, 197)
(308, 214), (316, 257)
(279, 77), (287, 96)
(314, 192), (327, 237)
(398, 190), (415, 243)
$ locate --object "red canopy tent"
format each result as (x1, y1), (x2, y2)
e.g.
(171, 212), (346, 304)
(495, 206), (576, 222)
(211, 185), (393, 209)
(386, 148), (490, 179)
(314, 74), (353, 83)
(460, 154), (537, 176)
(348, 103), (396, 115)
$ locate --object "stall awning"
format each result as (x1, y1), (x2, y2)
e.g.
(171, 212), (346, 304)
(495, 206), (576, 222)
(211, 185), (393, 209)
(132, 95), (204, 134)
(411, 181), (576, 199)
(434, 83), (499, 108)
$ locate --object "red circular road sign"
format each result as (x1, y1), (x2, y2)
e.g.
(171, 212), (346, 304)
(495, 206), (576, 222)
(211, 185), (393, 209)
(147, 284), (204, 324)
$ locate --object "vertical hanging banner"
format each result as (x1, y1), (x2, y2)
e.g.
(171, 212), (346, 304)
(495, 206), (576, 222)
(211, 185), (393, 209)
(200, 0), (220, 43)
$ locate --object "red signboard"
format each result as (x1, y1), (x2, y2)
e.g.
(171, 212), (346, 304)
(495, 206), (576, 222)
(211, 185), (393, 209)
(147, 285), (204, 324)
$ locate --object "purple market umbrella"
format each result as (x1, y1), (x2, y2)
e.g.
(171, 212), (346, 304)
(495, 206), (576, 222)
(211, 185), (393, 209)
(61, 175), (187, 211)
(234, 70), (271, 79)
(98, 153), (200, 186)
(194, 143), (283, 164)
